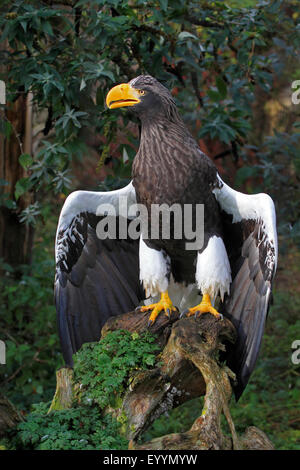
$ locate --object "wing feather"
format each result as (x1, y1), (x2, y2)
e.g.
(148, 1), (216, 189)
(55, 183), (144, 366)
(213, 175), (277, 399)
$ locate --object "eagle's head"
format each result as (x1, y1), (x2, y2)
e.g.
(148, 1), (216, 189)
(106, 75), (179, 122)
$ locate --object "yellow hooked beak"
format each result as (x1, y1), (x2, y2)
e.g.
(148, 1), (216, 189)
(106, 83), (141, 109)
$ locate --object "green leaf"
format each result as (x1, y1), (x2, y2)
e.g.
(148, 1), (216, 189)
(41, 20), (54, 36)
(207, 90), (221, 102)
(99, 70), (115, 82)
(235, 166), (258, 186)
(159, 0), (168, 12)
(216, 77), (227, 100)
(20, 21), (28, 32)
(14, 177), (32, 200)
(19, 153), (33, 169)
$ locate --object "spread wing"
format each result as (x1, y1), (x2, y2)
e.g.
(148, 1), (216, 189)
(55, 182), (144, 366)
(213, 175), (278, 399)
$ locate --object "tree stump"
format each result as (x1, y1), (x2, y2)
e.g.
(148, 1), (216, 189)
(48, 310), (274, 450)
(0, 394), (23, 439)
(47, 367), (74, 413)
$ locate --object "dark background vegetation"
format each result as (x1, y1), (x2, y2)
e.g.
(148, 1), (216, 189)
(0, 0), (299, 450)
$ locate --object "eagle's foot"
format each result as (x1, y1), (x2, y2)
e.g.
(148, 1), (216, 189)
(181, 294), (223, 320)
(139, 291), (177, 326)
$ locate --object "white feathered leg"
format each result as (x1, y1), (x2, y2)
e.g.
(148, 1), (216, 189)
(139, 236), (170, 298)
(181, 235), (231, 319)
(138, 236), (177, 324)
(196, 235), (231, 302)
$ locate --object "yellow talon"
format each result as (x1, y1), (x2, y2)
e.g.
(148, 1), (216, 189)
(139, 291), (177, 325)
(182, 294), (222, 319)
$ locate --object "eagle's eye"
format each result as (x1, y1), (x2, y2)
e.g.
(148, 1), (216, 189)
(138, 89), (145, 95)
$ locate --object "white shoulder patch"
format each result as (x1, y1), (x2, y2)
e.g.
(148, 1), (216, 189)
(212, 174), (278, 268)
(55, 181), (137, 261)
(57, 181), (136, 231)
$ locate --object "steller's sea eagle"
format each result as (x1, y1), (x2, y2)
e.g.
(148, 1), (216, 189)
(55, 75), (277, 399)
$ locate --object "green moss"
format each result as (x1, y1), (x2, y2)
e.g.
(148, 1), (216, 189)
(73, 329), (160, 409)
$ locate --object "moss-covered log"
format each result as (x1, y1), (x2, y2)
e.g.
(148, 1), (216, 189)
(47, 310), (274, 450)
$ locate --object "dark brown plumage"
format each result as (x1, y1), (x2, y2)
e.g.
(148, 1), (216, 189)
(131, 76), (223, 284)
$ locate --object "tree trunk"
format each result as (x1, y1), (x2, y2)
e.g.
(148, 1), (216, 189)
(0, 87), (34, 269)
(48, 311), (274, 451)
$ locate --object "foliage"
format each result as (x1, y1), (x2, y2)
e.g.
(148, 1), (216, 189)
(74, 329), (160, 409)
(0, 209), (62, 410)
(4, 401), (128, 450)
(234, 128), (300, 249)
(227, 281), (300, 450)
(1, 0), (299, 227)
(2, 328), (160, 450)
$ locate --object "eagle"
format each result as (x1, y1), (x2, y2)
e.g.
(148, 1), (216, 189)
(55, 75), (277, 399)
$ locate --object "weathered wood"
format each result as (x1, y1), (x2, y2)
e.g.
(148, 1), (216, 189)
(48, 309), (274, 450)
(121, 313), (238, 448)
(102, 309), (207, 438)
(48, 367), (74, 413)
(0, 394), (23, 437)
(101, 308), (181, 348)
(239, 426), (274, 450)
